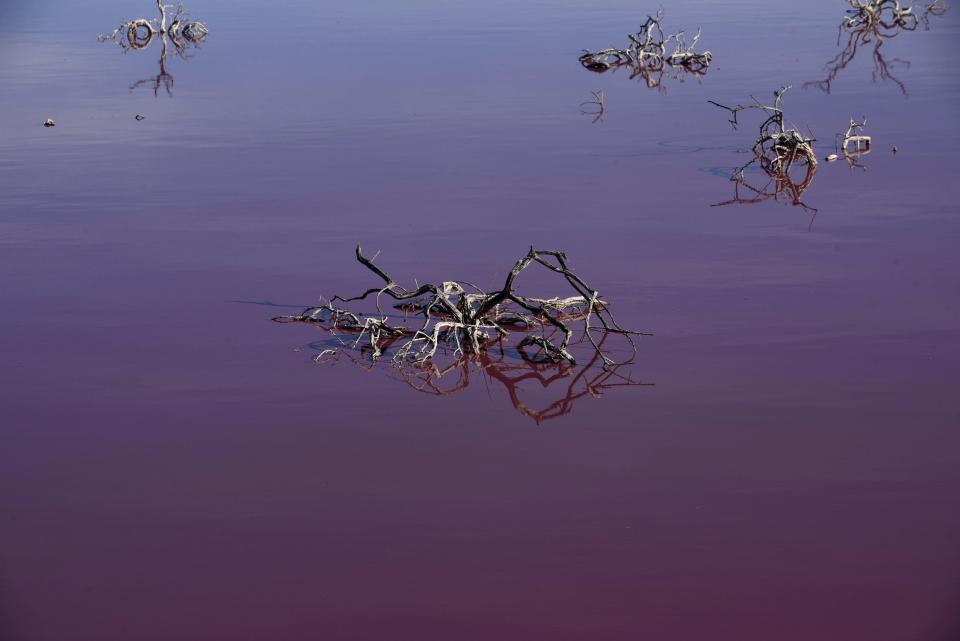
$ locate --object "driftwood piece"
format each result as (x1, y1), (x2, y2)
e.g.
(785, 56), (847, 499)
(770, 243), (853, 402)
(274, 246), (650, 369)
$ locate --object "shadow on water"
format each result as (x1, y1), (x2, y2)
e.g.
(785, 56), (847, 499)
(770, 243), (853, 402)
(98, 0), (209, 97)
(805, 0), (948, 95)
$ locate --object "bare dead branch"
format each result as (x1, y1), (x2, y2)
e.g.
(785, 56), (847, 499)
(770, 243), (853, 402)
(710, 87), (820, 217)
(274, 247), (650, 369)
(578, 11), (712, 90)
(710, 86), (818, 176)
(805, 0), (948, 95)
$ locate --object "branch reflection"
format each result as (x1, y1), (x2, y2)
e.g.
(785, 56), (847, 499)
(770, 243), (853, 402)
(579, 12), (712, 92)
(712, 162), (819, 228)
(302, 329), (651, 425)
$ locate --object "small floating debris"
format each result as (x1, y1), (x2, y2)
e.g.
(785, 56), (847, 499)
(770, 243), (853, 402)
(43, 118), (56, 128)
(135, 114), (146, 121)
(826, 153), (839, 162)
(892, 145), (899, 154)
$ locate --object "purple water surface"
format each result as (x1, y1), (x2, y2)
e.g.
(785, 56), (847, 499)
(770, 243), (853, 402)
(1, 0), (959, 639)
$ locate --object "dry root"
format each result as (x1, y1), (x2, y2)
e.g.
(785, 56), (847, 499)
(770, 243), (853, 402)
(274, 246), (649, 369)
(806, 0), (948, 94)
(579, 11), (712, 87)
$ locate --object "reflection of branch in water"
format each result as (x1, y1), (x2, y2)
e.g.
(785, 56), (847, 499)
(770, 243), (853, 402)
(579, 11), (712, 91)
(805, 0), (948, 95)
(129, 35), (174, 96)
(98, 1), (208, 97)
(712, 162), (819, 226)
(579, 90), (605, 123)
(305, 332), (652, 425)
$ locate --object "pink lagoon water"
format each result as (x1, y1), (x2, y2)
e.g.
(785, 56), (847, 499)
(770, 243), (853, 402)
(1, 0), (959, 639)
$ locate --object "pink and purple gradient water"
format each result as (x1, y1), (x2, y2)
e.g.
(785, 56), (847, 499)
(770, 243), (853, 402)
(1, 0), (959, 639)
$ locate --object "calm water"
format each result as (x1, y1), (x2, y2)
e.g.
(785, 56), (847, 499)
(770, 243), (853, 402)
(2, 0), (960, 639)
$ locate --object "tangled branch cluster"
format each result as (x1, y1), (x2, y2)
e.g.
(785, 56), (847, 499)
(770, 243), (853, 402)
(98, 0), (208, 51)
(710, 86), (818, 178)
(578, 11), (712, 86)
(274, 246), (648, 369)
(841, 0), (945, 34)
(806, 0), (948, 94)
